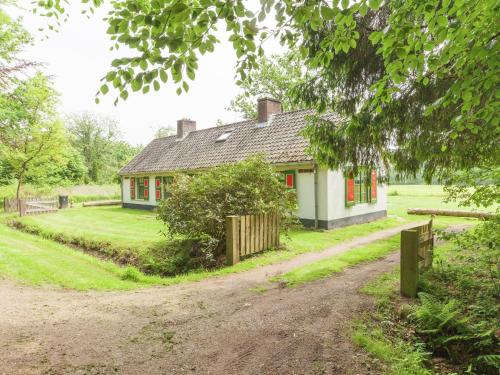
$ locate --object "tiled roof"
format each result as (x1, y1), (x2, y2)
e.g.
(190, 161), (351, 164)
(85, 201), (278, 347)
(119, 109), (342, 174)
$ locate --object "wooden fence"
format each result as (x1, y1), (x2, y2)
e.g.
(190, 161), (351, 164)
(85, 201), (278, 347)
(4, 197), (58, 216)
(226, 212), (280, 265)
(400, 220), (434, 298)
(3, 198), (20, 213)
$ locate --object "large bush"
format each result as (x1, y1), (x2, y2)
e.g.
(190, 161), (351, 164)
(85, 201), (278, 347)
(157, 156), (297, 266)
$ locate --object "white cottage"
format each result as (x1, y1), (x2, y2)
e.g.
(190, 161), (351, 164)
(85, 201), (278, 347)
(119, 98), (387, 229)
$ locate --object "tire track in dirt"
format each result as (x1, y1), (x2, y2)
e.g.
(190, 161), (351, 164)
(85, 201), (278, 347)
(0, 222), (431, 375)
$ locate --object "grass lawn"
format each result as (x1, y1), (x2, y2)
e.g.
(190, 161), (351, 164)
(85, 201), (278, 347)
(0, 222), (166, 290)
(17, 206), (166, 249)
(1, 184), (484, 290)
(274, 235), (401, 287)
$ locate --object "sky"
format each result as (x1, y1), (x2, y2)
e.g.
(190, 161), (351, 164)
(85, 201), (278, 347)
(12, 2), (281, 146)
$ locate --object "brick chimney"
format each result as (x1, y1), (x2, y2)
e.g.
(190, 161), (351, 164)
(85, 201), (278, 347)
(257, 98), (282, 123)
(177, 118), (196, 138)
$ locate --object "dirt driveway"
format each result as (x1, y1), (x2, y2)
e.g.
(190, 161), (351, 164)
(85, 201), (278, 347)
(0, 224), (421, 375)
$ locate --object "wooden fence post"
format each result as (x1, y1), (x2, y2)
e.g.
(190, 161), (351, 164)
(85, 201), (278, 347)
(19, 199), (26, 217)
(400, 229), (419, 298)
(226, 215), (240, 266)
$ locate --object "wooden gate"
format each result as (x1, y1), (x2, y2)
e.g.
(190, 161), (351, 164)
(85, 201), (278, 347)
(19, 197), (58, 216)
(226, 212), (280, 265)
(400, 220), (434, 298)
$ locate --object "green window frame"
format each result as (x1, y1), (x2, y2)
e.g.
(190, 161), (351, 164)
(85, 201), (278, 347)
(136, 177), (148, 200)
(280, 169), (296, 189)
(345, 170), (375, 206)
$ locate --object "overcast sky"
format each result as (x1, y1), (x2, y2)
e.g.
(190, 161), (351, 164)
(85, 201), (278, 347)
(13, 2), (281, 145)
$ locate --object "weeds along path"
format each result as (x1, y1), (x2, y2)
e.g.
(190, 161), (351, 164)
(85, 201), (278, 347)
(0, 222), (427, 375)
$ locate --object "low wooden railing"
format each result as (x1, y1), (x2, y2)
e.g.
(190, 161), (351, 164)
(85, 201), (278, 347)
(400, 220), (434, 298)
(3, 197), (58, 216)
(3, 198), (20, 213)
(226, 212), (280, 265)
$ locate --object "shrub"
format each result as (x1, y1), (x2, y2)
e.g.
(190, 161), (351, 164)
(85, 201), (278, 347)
(157, 156), (297, 267)
(120, 266), (141, 282)
(412, 217), (500, 373)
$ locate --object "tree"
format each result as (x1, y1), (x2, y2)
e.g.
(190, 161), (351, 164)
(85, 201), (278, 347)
(151, 124), (176, 138)
(38, 0), (499, 183)
(227, 50), (306, 119)
(66, 112), (142, 183)
(66, 112), (120, 183)
(0, 73), (68, 198)
(0, 5), (37, 89)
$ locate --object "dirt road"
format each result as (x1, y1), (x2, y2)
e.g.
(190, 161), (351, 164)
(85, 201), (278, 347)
(0, 223), (422, 375)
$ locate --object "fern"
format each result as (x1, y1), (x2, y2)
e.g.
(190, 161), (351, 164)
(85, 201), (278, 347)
(474, 354), (500, 369)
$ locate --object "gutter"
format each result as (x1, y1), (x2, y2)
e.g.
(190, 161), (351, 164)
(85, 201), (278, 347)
(314, 163), (319, 229)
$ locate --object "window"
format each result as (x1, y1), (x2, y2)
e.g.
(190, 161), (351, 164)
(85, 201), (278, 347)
(215, 129), (234, 142)
(136, 177), (148, 200)
(354, 174), (369, 203)
(280, 170), (296, 189)
(345, 170), (376, 207)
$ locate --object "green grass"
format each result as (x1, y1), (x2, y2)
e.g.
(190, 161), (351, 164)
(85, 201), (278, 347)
(1, 184), (482, 290)
(274, 235), (400, 287)
(352, 326), (432, 375)
(352, 268), (433, 375)
(16, 206), (166, 249)
(0, 222), (166, 290)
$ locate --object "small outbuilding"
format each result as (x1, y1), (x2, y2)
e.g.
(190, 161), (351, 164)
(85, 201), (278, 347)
(119, 98), (387, 229)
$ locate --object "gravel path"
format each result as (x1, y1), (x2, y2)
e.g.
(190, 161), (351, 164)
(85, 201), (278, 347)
(0, 222), (427, 375)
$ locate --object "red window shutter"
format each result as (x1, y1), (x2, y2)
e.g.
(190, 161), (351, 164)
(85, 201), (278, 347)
(286, 174), (294, 188)
(155, 178), (161, 187)
(155, 190), (161, 200)
(144, 188), (149, 198)
(347, 179), (355, 201)
(130, 177), (135, 199)
(346, 172), (355, 206)
(371, 170), (377, 200)
(144, 178), (148, 187)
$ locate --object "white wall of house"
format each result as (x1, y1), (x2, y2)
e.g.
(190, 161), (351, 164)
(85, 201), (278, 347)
(326, 169), (387, 222)
(121, 176), (157, 207)
(121, 167), (387, 228)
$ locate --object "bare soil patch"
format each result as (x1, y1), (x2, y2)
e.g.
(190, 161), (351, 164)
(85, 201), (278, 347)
(0, 250), (402, 375)
(1, 222), (436, 375)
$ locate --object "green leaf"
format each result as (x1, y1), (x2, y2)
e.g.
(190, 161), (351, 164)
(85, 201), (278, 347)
(159, 70), (168, 83)
(153, 80), (160, 91)
(131, 79), (142, 92)
(100, 84), (109, 95)
(368, 0), (382, 10)
(320, 6), (336, 20)
(120, 90), (128, 100)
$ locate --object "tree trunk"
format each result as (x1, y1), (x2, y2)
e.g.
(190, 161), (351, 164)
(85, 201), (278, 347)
(16, 174), (23, 200)
(407, 208), (494, 219)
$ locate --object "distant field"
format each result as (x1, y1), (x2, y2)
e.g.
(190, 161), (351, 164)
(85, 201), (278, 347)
(388, 184), (445, 196)
(0, 183), (120, 203)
